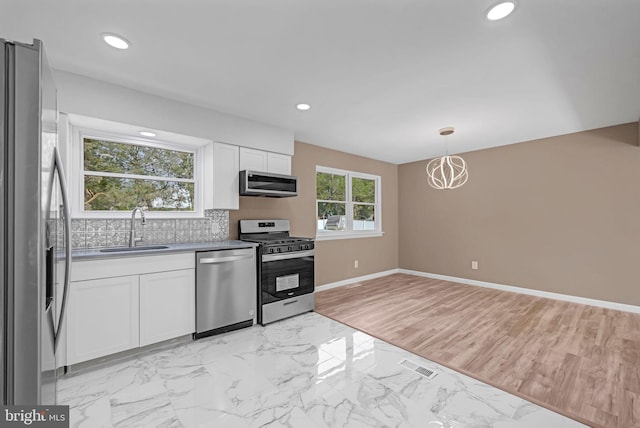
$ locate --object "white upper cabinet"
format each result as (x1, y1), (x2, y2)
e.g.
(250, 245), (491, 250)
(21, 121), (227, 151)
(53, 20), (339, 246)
(240, 147), (269, 172)
(267, 152), (292, 175)
(240, 147), (292, 175)
(210, 142), (240, 210)
(205, 144), (293, 210)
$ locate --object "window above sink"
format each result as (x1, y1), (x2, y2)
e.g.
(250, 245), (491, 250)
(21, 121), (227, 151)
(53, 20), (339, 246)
(67, 115), (210, 219)
(82, 135), (196, 212)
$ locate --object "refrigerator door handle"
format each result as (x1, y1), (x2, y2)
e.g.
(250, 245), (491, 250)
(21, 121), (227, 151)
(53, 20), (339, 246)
(53, 147), (71, 351)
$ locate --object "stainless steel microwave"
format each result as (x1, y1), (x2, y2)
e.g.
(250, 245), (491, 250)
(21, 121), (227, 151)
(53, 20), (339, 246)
(239, 170), (298, 197)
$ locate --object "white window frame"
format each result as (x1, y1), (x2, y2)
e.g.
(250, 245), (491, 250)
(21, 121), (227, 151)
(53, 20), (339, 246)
(316, 166), (383, 241)
(71, 127), (205, 218)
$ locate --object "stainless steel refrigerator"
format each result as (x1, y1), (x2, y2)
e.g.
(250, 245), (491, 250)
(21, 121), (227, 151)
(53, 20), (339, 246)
(1, 39), (71, 405)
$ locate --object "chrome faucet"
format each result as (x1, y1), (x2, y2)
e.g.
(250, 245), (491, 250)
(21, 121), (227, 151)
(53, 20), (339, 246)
(129, 207), (146, 247)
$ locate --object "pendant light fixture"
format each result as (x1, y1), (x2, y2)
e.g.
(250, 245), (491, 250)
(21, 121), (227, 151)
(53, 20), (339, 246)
(426, 127), (468, 190)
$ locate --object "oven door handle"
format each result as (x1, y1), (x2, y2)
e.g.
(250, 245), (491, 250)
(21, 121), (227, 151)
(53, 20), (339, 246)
(199, 255), (254, 264)
(262, 250), (315, 262)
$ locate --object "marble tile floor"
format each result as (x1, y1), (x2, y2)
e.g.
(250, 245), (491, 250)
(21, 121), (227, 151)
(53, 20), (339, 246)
(58, 312), (586, 428)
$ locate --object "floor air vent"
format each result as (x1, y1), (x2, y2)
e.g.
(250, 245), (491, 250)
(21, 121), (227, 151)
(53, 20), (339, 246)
(399, 359), (438, 380)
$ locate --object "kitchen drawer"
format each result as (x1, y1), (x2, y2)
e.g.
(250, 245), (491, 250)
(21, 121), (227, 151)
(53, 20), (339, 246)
(72, 252), (195, 281)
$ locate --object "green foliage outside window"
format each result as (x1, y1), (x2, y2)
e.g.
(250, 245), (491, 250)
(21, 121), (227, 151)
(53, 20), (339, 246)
(316, 172), (347, 230)
(351, 177), (375, 203)
(316, 173), (345, 202)
(352, 177), (375, 222)
(84, 176), (194, 211)
(317, 202), (346, 217)
(83, 138), (196, 211)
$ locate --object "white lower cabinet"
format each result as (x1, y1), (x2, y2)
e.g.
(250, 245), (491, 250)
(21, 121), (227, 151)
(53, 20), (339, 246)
(66, 275), (140, 365)
(139, 269), (195, 346)
(66, 253), (196, 365)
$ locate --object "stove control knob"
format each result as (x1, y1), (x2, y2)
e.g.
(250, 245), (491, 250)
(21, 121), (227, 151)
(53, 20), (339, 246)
(269, 248), (274, 254)
(288, 246), (292, 251)
(277, 247), (282, 253)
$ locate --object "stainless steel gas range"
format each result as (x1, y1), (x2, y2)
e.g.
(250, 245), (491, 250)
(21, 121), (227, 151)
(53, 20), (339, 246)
(239, 219), (315, 325)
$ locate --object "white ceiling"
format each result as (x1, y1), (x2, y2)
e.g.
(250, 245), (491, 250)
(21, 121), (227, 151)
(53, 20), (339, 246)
(2, 0), (639, 164)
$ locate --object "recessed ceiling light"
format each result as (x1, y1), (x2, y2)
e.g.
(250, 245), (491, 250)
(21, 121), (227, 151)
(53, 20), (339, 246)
(486, 1), (516, 21)
(296, 103), (311, 111)
(102, 33), (130, 50)
(139, 131), (156, 137)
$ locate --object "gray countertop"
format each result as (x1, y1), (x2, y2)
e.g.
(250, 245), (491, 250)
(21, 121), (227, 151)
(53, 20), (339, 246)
(72, 240), (258, 261)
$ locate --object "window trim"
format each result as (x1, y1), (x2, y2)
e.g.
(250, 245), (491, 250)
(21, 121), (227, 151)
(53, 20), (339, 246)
(71, 127), (205, 218)
(315, 166), (383, 240)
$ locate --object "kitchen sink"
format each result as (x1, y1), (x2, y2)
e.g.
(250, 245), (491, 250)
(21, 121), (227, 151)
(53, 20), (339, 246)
(99, 245), (169, 253)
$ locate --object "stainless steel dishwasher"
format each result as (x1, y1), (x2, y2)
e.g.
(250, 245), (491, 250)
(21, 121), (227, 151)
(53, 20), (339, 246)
(194, 247), (256, 339)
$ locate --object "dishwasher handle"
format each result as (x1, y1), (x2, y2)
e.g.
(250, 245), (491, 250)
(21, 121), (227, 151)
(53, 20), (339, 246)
(199, 254), (254, 264)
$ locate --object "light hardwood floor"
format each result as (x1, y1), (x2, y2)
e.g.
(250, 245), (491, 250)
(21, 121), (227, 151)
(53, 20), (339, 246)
(315, 273), (640, 428)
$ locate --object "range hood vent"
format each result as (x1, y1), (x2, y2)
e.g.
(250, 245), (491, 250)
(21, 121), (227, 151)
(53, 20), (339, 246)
(239, 170), (297, 198)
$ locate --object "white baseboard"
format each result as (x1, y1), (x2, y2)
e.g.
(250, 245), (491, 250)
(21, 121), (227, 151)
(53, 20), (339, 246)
(398, 269), (640, 314)
(316, 268), (640, 314)
(315, 269), (399, 292)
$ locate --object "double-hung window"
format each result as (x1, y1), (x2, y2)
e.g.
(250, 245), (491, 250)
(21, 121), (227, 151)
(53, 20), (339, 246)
(75, 132), (200, 216)
(316, 166), (382, 239)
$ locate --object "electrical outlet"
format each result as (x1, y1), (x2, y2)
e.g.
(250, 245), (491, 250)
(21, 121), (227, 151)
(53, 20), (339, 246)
(354, 260), (359, 268)
(471, 261), (478, 270)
